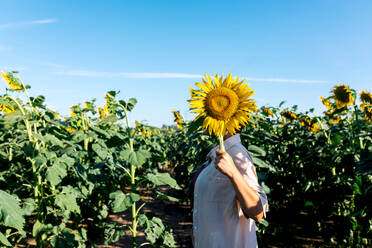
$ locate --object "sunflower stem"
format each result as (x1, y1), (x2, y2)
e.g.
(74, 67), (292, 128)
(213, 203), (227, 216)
(218, 134), (225, 151)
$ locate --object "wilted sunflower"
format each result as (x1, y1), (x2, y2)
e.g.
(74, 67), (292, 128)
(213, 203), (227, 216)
(280, 110), (297, 121)
(359, 90), (372, 105)
(331, 84), (354, 109)
(261, 106), (273, 117)
(1, 72), (23, 93)
(188, 73), (257, 137)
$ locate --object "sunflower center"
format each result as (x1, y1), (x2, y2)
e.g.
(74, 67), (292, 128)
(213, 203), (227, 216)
(205, 87), (239, 120)
(334, 87), (350, 103)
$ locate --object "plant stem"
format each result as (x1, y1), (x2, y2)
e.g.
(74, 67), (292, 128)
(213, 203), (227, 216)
(121, 104), (138, 247)
(219, 134), (225, 151)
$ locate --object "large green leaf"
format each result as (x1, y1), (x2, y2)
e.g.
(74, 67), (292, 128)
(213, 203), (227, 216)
(109, 191), (140, 213)
(120, 149), (151, 166)
(146, 172), (181, 190)
(252, 157), (277, 172)
(46, 162), (67, 186)
(0, 232), (11, 247)
(0, 190), (25, 235)
(248, 145), (266, 157)
(92, 144), (108, 160)
(55, 186), (81, 218)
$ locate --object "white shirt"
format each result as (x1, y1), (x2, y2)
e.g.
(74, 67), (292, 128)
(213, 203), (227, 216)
(193, 134), (269, 248)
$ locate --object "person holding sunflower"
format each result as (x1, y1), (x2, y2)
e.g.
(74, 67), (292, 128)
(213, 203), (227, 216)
(189, 74), (269, 248)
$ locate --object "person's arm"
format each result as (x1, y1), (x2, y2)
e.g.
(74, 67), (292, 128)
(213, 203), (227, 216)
(215, 149), (264, 222)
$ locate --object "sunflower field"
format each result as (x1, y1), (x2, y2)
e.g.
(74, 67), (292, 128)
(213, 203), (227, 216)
(0, 71), (371, 247)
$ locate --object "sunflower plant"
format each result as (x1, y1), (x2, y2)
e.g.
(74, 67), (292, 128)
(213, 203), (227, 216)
(188, 73), (257, 151)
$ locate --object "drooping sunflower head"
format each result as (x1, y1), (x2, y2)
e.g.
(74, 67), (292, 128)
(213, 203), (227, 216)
(70, 105), (78, 117)
(0, 104), (14, 114)
(362, 106), (372, 123)
(172, 110), (183, 124)
(331, 84), (354, 109)
(261, 106), (274, 117)
(280, 110), (297, 121)
(328, 116), (341, 125)
(1, 71), (23, 93)
(188, 73), (257, 136)
(359, 90), (372, 105)
(320, 96), (333, 110)
(299, 117), (320, 132)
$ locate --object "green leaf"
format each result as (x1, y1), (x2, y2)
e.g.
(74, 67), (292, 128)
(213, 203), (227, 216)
(248, 145), (266, 157)
(146, 172), (181, 190)
(155, 191), (180, 202)
(109, 191), (140, 213)
(22, 198), (36, 216)
(120, 149), (151, 166)
(92, 144), (108, 160)
(44, 133), (64, 147)
(0, 232), (11, 247)
(252, 157), (277, 172)
(46, 162), (67, 186)
(0, 190), (25, 235)
(55, 186), (81, 218)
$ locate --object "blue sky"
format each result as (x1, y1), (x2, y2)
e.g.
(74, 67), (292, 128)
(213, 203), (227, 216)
(1, 0), (371, 127)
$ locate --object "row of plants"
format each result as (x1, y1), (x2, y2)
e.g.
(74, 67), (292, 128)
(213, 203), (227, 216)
(0, 71), (180, 247)
(165, 83), (371, 247)
(1, 71), (371, 247)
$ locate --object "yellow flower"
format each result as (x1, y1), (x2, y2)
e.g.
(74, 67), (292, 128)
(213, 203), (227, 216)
(299, 117), (320, 133)
(153, 130), (158, 135)
(172, 110), (183, 124)
(70, 105), (77, 117)
(0, 104), (14, 114)
(84, 101), (89, 109)
(56, 113), (60, 120)
(130, 129), (135, 135)
(188, 73), (256, 136)
(328, 117), (341, 125)
(261, 107), (273, 117)
(331, 84), (354, 109)
(320, 96), (333, 110)
(362, 106), (372, 122)
(1, 72), (23, 93)
(280, 110), (297, 121)
(359, 90), (372, 105)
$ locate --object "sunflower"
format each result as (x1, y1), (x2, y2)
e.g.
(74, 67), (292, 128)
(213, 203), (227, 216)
(362, 105), (372, 122)
(0, 104), (14, 114)
(1, 72), (23, 93)
(331, 84), (354, 109)
(359, 90), (372, 105)
(299, 117), (320, 133)
(280, 110), (297, 121)
(320, 96), (333, 110)
(328, 116), (341, 125)
(172, 110), (184, 130)
(261, 106), (273, 117)
(98, 106), (110, 120)
(188, 73), (256, 137)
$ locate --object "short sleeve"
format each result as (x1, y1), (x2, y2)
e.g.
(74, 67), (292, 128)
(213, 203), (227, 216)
(229, 145), (269, 219)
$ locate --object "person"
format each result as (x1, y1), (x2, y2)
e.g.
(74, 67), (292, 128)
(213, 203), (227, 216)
(192, 131), (269, 248)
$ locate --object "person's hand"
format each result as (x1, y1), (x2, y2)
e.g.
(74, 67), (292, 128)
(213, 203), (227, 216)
(214, 149), (238, 179)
